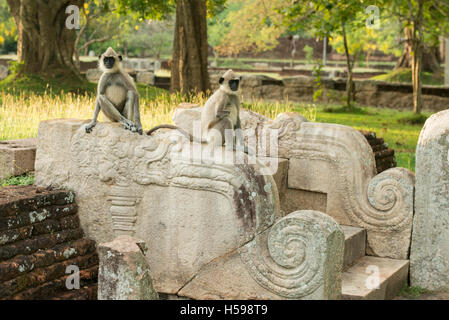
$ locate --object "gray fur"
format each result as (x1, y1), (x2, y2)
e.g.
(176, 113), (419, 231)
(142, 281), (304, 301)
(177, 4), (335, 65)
(85, 47), (143, 135)
(201, 69), (245, 149)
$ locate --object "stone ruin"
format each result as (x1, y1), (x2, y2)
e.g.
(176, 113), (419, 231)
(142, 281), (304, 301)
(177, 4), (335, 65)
(0, 186), (98, 299)
(31, 104), (416, 300)
(410, 109), (449, 292)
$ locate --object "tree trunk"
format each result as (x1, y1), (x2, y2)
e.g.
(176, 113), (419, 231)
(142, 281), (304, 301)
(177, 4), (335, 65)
(396, 27), (441, 74)
(6, 0), (83, 77)
(171, 0), (210, 94)
(412, 0), (424, 114)
(342, 23), (354, 108)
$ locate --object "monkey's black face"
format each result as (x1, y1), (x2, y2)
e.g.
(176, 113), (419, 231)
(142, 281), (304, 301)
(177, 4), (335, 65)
(103, 56), (116, 69)
(229, 79), (240, 91)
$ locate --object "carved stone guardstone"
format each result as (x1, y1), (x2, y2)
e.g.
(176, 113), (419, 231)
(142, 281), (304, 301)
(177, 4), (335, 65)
(411, 109), (449, 291)
(35, 119), (344, 299)
(98, 235), (159, 300)
(173, 107), (415, 260)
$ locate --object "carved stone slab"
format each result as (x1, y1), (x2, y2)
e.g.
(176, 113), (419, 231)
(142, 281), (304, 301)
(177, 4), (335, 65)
(411, 109), (449, 291)
(173, 108), (415, 260)
(35, 119), (344, 300)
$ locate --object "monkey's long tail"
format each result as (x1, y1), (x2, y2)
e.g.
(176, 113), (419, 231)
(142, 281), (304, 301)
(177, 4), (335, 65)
(146, 124), (203, 143)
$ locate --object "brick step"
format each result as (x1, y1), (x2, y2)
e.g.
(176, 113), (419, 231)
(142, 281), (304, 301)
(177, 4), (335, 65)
(341, 225), (366, 268)
(341, 256), (409, 300)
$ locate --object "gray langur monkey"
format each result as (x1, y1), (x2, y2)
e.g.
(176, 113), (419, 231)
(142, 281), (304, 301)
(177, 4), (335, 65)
(146, 69), (249, 153)
(85, 47), (143, 135)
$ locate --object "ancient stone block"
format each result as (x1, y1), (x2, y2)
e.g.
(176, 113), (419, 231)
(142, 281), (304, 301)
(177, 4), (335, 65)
(86, 68), (102, 83)
(282, 120), (414, 259)
(410, 109), (449, 291)
(98, 236), (158, 300)
(282, 76), (314, 87)
(0, 65), (8, 80)
(173, 108), (414, 260)
(179, 210), (344, 300)
(35, 119), (282, 297)
(136, 71), (155, 85)
(0, 138), (37, 179)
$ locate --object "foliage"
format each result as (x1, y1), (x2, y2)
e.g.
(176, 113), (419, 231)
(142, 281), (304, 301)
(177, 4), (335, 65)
(128, 19), (174, 59)
(303, 45), (314, 64)
(372, 68), (443, 86)
(208, 0), (290, 57)
(0, 0), (16, 54)
(1, 173), (34, 187)
(330, 14), (402, 66)
(312, 60), (324, 102)
(398, 285), (428, 298)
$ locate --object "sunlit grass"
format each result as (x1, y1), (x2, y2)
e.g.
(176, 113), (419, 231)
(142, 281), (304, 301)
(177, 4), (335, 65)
(0, 86), (424, 172)
(0, 90), (303, 141)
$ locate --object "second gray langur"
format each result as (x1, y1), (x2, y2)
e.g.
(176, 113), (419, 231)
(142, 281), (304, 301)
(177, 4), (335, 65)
(146, 69), (249, 153)
(85, 47), (143, 135)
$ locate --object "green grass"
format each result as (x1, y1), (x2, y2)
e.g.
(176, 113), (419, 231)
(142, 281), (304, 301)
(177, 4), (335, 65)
(0, 73), (164, 99)
(1, 173), (35, 187)
(0, 75), (425, 173)
(371, 68), (444, 86)
(311, 104), (426, 172)
(398, 285), (428, 298)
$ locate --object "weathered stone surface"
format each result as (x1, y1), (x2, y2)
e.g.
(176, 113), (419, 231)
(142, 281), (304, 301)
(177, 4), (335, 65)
(86, 68), (102, 83)
(173, 108), (415, 260)
(179, 210), (344, 300)
(98, 236), (158, 300)
(0, 65), (8, 80)
(35, 119), (283, 297)
(0, 138), (37, 179)
(410, 109), (449, 291)
(0, 186), (99, 300)
(136, 71), (155, 85)
(341, 225), (366, 268)
(342, 256), (409, 300)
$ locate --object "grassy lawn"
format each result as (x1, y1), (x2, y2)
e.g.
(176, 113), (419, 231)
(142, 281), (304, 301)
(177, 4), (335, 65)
(313, 104), (426, 172)
(0, 75), (425, 188)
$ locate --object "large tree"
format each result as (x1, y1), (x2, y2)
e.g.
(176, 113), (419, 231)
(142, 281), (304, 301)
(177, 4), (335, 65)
(382, 0), (449, 114)
(115, 0), (225, 94)
(6, 0), (84, 77)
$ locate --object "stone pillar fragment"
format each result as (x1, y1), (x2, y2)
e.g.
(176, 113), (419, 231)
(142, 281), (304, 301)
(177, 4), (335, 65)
(98, 236), (159, 300)
(411, 109), (449, 291)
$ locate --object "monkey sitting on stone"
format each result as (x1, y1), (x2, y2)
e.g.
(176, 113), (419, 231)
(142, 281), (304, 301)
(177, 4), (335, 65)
(147, 69), (249, 153)
(85, 47), (143, 135)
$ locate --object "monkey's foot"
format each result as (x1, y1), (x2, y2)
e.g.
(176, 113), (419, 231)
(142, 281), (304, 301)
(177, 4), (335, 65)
(135, 124), (143, 135)
(85, 122), (96, 134)
(120, 119), (135, 131)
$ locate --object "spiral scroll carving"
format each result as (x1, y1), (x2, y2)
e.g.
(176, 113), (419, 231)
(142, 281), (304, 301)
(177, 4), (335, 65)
(364, 167), (414, 231)
(239, 210), (342, 299)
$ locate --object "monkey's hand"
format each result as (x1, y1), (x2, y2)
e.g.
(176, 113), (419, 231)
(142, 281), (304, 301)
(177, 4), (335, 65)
(217, 110), (231, 119)
(135, 123), (143, 135)
(85, 121), (97, 134)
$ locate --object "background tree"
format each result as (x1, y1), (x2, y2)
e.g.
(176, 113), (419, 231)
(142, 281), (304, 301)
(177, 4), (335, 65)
(0, 0), (16, 54)
(283, 0), (366, 108)
(382, 0), (449, 114)
(330, 16), (402, 68)
(74, 1), (124, 70)
(6, 0), (84, 77)
(128, 19), (174, 59)
(113, 0), (225, 94)
(208, 0), (289, 58)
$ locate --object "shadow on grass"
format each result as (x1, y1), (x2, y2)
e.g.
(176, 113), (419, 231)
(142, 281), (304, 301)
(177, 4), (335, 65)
(322, 104), (375, 115)
(397, 113), (429, 125)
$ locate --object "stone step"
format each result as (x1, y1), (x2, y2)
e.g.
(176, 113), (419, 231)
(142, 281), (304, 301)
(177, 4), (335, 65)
(341, 256), (409, 300)
(341, 225), (366, 268)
